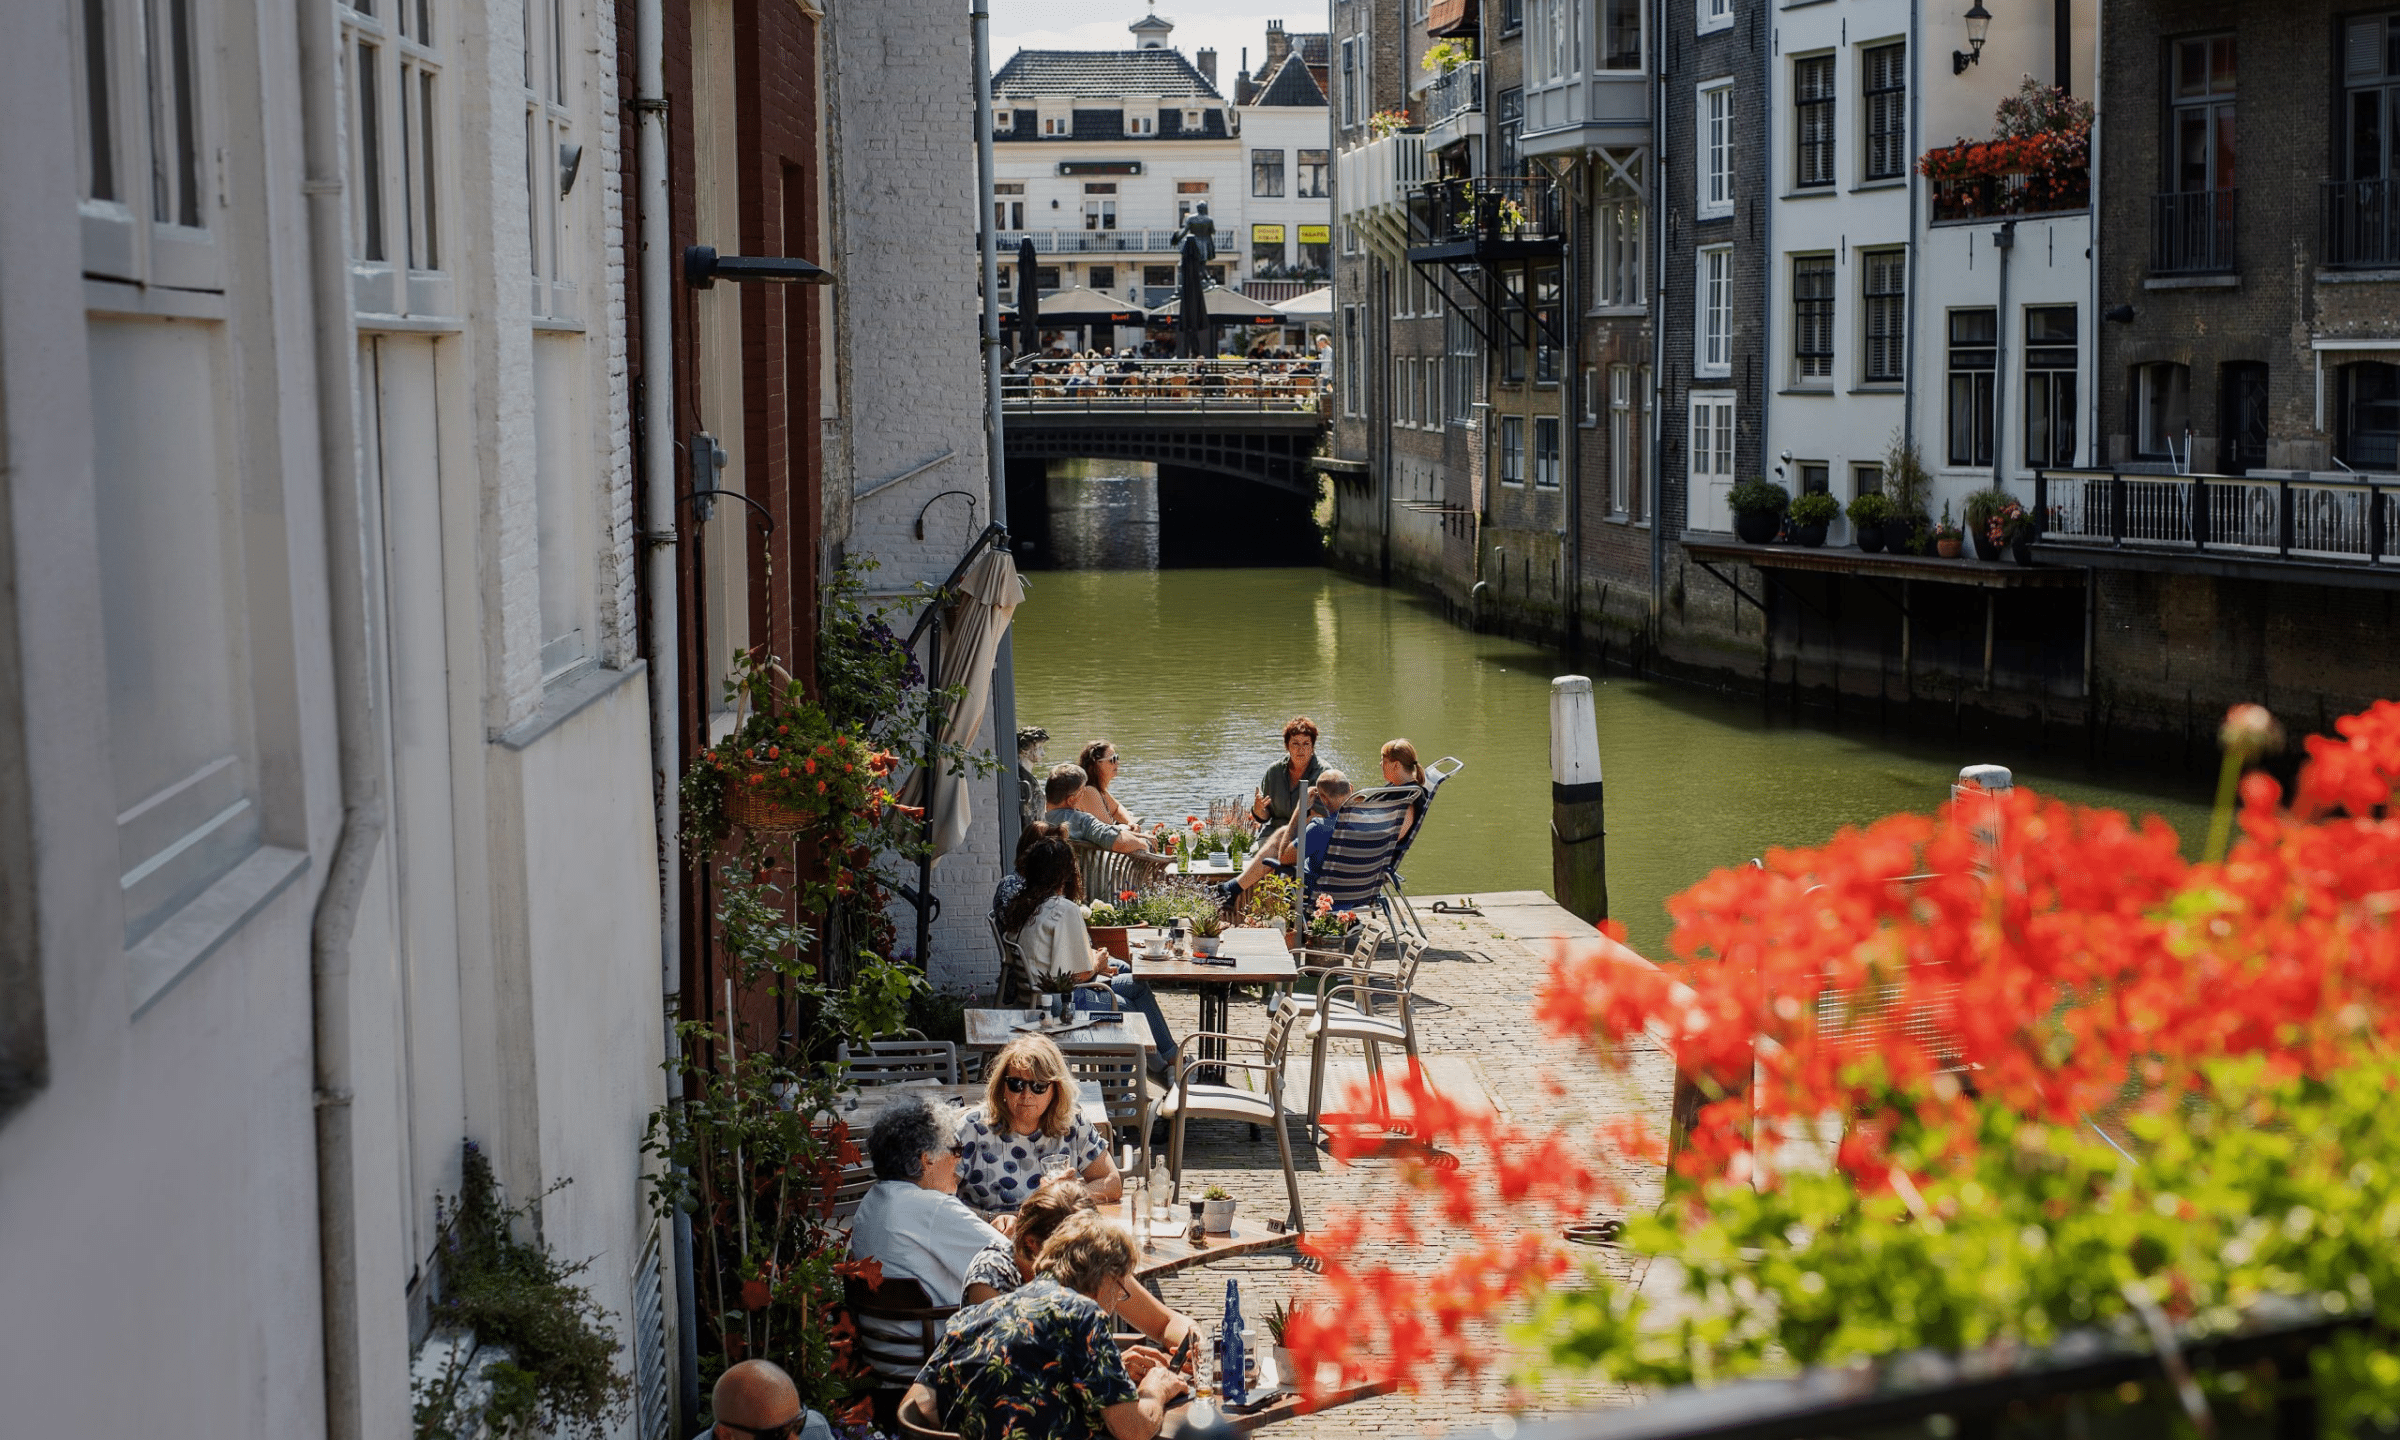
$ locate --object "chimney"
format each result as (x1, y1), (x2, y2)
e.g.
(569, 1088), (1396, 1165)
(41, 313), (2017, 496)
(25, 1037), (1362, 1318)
(1264, 19), (1291, 74)
(1196, 47), (1216, 88)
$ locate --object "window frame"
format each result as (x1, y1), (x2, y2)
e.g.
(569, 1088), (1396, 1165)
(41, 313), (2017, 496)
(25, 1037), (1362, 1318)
(2022, 305), (2079, 470)
(2135, 361), (2193, 464)
(1251, 148), (1286, 198)
(73, 0), (226, 291)
(1860, 248), (1905, 385)
(2166, 33), (2237, 196)
(1793, 53), (1836, 190)
(1696, 244), (1733, 379)
(1861, 41), (1907, 182)
(1946, 307), (1998, 468)
(1295, 148), (1331, 199)
(1698, 0), (1733, 37)
(1689, 391), (1738, 528)
(1791, 252), (1834, 385)
(1593, 197), (1644, 308)
(1697, 80), (1736, 219)
(1601, 0), (1643, 71)
(1500, 415), (1527, 486)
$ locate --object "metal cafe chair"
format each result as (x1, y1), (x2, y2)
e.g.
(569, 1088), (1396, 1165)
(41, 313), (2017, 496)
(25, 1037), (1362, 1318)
(837, 1039), (959, 1087)
(1302, 930), (1433, 1141)
(1158, 997), (1306, 1234)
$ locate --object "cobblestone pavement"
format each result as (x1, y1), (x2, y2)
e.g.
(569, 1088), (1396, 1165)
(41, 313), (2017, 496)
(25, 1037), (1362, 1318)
(1134, 893), (1677, 1440)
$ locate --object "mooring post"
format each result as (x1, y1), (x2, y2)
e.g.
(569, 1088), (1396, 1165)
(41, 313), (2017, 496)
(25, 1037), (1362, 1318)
(1955, 763), (2014, 873)
(1549, 675), (1608, 923)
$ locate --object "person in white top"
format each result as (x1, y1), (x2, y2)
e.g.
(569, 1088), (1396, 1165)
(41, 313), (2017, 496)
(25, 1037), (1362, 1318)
(998, 834), (1178, 1079)
(845, 1098), (1006, 1383)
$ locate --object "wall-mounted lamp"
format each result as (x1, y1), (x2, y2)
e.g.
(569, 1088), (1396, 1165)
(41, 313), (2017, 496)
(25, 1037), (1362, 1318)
(559, 141), (585, 197)
(2103, 304), (2137, 324)
(683, 245), (833, 289)
(1953, 1), (1992, 75)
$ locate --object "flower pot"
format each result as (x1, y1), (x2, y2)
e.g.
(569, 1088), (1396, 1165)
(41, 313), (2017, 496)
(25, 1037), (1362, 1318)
(2011, 535), (2035, 566)
(1856, 525), (1888, 554)
(1202, 1197), (1237, 1233)
(1882, 517), (1918, 553)
(1970, 531), (2002, 562)
(1935, 537), (1962, 558)
(1193, 936), (1222, 957)
(724, 776), (813, 835)
(1732, 510), (1781, 544)
(1792, 522), (1828, 548)
(1089, 926), (1131, 961)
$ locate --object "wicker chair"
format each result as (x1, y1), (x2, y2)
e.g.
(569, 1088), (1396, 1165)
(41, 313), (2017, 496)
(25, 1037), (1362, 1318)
(1073, 842), (1170, 901)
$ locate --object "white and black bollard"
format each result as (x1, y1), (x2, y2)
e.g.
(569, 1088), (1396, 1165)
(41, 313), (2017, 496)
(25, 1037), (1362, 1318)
(1549, 675), (1608, 924)
(1955, 763), (2014, 873)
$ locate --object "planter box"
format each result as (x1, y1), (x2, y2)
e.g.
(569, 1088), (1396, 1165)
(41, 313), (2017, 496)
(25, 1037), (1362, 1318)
(1089, 926), (1131, 961)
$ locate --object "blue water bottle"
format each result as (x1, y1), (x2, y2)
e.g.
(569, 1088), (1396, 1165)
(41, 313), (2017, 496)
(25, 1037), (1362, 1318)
(1220, 1279), (1247, 1406)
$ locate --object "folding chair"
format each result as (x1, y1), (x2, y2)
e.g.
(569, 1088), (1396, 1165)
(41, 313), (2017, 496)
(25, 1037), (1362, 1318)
(1303, 929), (1433, 1140)
(1158, 998), (1305, 1234)
(838, 1039), (959, 1087)
(1301, 784), (1422, 938)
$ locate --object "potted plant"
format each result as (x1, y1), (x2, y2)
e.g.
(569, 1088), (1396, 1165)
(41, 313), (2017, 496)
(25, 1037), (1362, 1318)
(1190, 905), (1225, 957)
(1985, 497), (2038, 564)
(1727, 479), (1790, 545)
(1036, 970), (1079, 1022)
(1881, 431), (1933, 552)
(1846, 492), (1894, 553)
(1262, 1300), (1296, 1394)
(1201, 1185), (1238, 1234)
(679, 647), (907, 849)
(1788, 491), (1840, 548)
(1963, 488), (2020, 562)
(1084, 892), (1139, 961)
(1931, 503), (1964, 558)
(1420, 37), (1473, 74)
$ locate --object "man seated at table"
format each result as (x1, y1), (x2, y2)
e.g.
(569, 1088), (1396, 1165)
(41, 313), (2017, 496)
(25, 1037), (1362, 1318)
(907, 1212), (1189, 1440)
(1218, 770), (1354, 906)
(846, 1098), (1007, 1386)
(1042, 765), (1151, 855)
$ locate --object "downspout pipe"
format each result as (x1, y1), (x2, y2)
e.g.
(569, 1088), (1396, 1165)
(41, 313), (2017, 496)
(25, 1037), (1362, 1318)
(1903, 0), (1922, 456)
(630, 0), (698, 1421)
(972, 0), (1022, 852)
(297, 0), (381, 1432)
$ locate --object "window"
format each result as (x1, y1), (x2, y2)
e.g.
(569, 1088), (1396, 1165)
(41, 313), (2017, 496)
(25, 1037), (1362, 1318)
(2219, 362), (2269, 475)
(1594, 199), (1643, 307)
(1690, 392), (1737, 529)
(1794, 55), (1835, 189)
(1861, 249), (1905, 384)
(1446, 302), (1479, 422)
(1797, 462), (1829, 495)
(1295, 149), (1330, 198)
(1699, 0), (1732, 36)
(1698, 82), (1735, 218)
(1502, 269), (1528, 383)
(1792, 254), (1834, 383)
(2022, 305), (2078, 469)
(1534, 417), (1562, 487)
(1342, 305), (1362, 416)
(1602, 0), (1642, 70)
(75, 0), (222, 287)
(1041, 113), (1070, 137)
(1946, 309), (1997, 467)
(1251, 148), (1285, 197)
(524, 0), (575, 318)
(2169, 35), (2235, 196)
(1852, 461), (1885, 496)
(1582, 366), (1600, 425)
(1176, 180), (1210, 224)
(1088, 264), (1115, 290)
(330, 0), (449, 313)
(1399, 357), (1414, 426)
(1424, 357), (1441, 427)
(993, 109), (1014, 132)
(2339, 363), (2400, 469)
(1143, 264), (1174, 289)
(1501, 416), (1526, 485)
(1126, 112), (1156, 136)
(2338, 18), (2400, 265)
(1498, 88), (1525, 175)
(1608, 365), (1635, 513)
(1297, 225), (1330, 277)
(1251, 224), (1285, 272)
(1697, 245), (1732, 378)
(1182, 107), (1203, 130)
(993, 183), (1025, 231)
(1501, 0), (1523, 36)
(2135, 361), (2192, 463)
(1035, 265), (1060, 290)
(1533, 264), (1562, 383)
(1862, 42), (1906, 181)
(1082, 183), (1117, 231)
(1340, 38), (1358, 127)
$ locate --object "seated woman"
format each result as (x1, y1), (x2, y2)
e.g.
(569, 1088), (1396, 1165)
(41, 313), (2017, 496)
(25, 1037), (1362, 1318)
(1003, 836), (1178, 1080)
(909, 1212), (1188, 1440)
(962, 1180), (1199, 1351)
(1070, 740), (1139, 830)
(1381, 737), (1428, 843)
(956, 1035), (1119, 1216)
(845, 1098), (1006, 1386)
(990, 821), (1065, 928)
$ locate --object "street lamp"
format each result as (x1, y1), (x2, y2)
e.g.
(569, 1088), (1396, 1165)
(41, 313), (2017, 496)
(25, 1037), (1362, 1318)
(1953, 1), (1992, 75)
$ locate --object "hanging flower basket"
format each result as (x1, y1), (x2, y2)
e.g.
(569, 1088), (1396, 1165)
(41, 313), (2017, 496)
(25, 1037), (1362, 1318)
(723, 773), (816, 836)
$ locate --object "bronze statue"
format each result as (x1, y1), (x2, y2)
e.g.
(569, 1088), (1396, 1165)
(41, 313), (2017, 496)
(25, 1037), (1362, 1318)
(1172, 201), (1217, 266)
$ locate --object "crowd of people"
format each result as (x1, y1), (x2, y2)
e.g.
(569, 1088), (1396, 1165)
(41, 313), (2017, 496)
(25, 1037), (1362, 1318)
(1001, 342), (1329, 406)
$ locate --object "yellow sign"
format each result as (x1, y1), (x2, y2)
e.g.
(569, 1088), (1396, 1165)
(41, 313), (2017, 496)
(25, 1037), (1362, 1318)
(1251, 224), (1286, 244)
(1298, 225), (1331, 244)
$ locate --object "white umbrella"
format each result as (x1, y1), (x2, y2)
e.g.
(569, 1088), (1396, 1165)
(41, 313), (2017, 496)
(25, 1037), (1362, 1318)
(1272, 286), (1334, 317)
(905, 547), (1024, 859)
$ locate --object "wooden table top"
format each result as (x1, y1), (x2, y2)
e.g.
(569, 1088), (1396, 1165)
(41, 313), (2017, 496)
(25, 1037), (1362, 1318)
(1122, 927), (1297, 986)
(964, 1008), (1154, 1053)
(1121, 1202), (1299, 1278)
(1158, 1381), (1398, 1436)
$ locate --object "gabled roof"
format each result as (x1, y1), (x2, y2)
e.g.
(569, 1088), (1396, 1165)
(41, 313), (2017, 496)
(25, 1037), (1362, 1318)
(992, 48), (1223, 102)
(1250, 51), (1326, 108)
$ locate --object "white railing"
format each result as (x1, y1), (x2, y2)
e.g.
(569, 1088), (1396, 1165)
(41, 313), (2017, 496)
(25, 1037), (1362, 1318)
(2035, 469), (2400, 566)
(1335, 131), (1428, 261)
(996, 229), (1184, 255)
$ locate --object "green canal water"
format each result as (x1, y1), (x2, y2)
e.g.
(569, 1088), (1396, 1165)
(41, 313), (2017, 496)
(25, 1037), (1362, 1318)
(1011, 482), (2214, 960)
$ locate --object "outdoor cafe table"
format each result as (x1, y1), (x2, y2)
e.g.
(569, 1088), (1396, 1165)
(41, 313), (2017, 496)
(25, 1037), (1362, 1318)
(1156, 1380), (1399, 1436)
(829, 1078), (1110, 1135)
(1121, 926), (1296, 1054)
(963, 1009), (1154, 1060)
(1119, 1191), (1296, 1280)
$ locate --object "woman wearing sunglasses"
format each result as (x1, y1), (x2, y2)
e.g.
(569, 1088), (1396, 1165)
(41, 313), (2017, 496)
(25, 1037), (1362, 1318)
(956, 1035), (1120, 1220)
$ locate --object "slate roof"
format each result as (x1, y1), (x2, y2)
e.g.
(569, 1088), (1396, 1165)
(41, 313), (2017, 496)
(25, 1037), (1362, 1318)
(1293, 33), (1330, 67)
(1250, 52), (1326, 108)
(992, 48), (1223, 102)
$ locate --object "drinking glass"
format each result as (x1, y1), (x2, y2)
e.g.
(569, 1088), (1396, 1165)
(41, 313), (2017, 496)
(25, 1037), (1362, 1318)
(1041, 1153), (1073, 1183)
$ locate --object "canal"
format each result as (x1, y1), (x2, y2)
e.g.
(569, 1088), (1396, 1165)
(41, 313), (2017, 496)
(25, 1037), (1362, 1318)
(1011, 469), (2214, 959)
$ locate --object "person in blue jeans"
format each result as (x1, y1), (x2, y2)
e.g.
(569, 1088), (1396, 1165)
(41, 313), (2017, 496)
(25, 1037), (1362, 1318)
(999, 834), (1179, 1080)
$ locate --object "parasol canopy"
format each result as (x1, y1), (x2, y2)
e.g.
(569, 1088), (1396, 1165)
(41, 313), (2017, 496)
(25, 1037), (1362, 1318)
(1272, 286), (1334, 317)
(1012, 285), (1150, 330)
(1151, 283), (1289, 332)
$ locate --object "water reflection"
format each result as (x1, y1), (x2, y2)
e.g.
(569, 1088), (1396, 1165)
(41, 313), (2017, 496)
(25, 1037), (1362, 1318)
(1044, 462), (1158, 570)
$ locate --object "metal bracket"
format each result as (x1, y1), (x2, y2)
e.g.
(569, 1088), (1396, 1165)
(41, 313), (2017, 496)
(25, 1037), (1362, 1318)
(1690, 556), (1767, 615)
(688, 431), (729, 522)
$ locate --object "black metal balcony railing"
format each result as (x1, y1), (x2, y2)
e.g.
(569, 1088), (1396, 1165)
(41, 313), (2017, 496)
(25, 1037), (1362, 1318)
(2151, 188), (2237, 274)
(1424, 60), (1484, 130)
(2322, 178), (2400, 269)
(1412, 176), (1567, 252)
(2033, 467), (2400, 567)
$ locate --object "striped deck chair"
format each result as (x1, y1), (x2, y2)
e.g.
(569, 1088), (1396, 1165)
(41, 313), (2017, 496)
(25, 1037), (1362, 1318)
(1297, 784), (1422, 938)
(1382, 757), (1463, 937)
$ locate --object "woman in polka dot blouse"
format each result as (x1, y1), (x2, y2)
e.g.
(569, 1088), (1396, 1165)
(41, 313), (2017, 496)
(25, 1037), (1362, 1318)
(956, 1034), (1120, 1220)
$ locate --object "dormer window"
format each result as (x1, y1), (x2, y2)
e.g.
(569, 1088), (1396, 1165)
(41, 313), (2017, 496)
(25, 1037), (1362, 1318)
(1041, 113), (1071, 137)
(1183, 108), (1204, 130)
(994, 108), (1015, 132)
(1127, 113), (1156, 135)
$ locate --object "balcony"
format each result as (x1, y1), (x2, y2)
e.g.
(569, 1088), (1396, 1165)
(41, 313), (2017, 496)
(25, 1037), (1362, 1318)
(2034, 468), (2400, 582)
(2322, 179), (2400, 270)
(1521, 61), (1650, 157)
(1334, 130), (1427, 262)
(1421, 61), (1484, 152)
(2150, 190), (2237, 275)
(1920, 133), (2089, 224)
(995, 228), (1184, 256)
(1408, 176), (1567, 264)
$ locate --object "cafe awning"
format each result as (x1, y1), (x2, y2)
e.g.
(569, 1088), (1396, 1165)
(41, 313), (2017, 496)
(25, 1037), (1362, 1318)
(1145, 286), (1287, 329)
(1011, 285), (1151, 329)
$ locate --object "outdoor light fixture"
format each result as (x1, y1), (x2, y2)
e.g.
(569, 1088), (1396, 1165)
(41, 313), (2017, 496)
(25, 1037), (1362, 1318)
(2103, 304), (2137, 323)
(1953, 1), (1992, 74)
(682, 245), (832, 289)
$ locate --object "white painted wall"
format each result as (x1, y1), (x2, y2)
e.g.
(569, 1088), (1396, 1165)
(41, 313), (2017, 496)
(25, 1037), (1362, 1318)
(1235, 103), (1335, 280)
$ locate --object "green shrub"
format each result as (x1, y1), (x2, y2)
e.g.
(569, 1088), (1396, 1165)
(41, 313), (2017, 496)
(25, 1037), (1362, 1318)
(1789, 492), (1842, 526)
(1845, 492), (1894, 527)
(1727, 479), (1790, 518)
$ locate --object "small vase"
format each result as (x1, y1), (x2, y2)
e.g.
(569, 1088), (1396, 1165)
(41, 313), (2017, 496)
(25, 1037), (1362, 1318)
(1194, 936), (1221, 957)
(1202, 1197), (1237, 1233)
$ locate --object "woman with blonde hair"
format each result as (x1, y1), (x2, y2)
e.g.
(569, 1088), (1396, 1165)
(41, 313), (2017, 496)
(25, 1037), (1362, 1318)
(1381, 737), (1428, 842)
(1070, 739), (1138, 829)
(955, 1034), (1120, 1218)
(959, 1180), (1198, 1351)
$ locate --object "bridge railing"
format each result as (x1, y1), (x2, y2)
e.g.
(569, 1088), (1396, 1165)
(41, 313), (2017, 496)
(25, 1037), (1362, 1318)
(1002, 358), (1329, 416)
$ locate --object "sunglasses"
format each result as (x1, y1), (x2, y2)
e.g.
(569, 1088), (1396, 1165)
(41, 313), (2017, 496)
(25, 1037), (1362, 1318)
(718, 1416), (806, 1440)
(1003, 1077), (1055, 1096)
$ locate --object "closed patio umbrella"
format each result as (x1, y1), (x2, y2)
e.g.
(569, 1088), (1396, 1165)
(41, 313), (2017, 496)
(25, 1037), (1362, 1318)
(1015, 237), (1040, 355)
(903, 546), (1025, 860)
